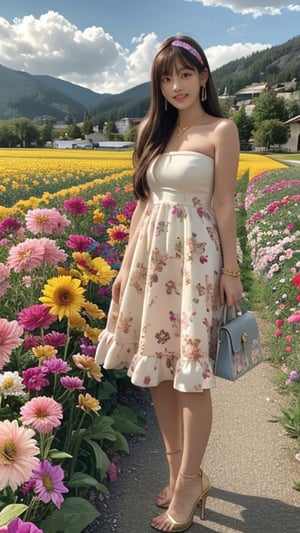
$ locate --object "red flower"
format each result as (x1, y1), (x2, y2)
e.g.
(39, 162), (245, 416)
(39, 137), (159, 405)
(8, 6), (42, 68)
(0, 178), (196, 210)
(291, 273), (300, 289)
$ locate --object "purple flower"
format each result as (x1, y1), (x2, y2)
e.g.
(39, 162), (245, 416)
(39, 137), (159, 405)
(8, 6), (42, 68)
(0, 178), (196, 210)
(33, 459), (69, 508)
(101, 197), (117, 208)
(290, 370), (299, 380)
(42, 357), (71, 375)
(60, 376), (85, 391)
(1, 518), (43, 533)
(22, 367), (50, 392)
(0, 217), (22, 236)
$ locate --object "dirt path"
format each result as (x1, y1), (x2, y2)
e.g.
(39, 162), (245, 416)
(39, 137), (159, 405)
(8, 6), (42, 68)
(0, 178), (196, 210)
(85, 321), (300, 533)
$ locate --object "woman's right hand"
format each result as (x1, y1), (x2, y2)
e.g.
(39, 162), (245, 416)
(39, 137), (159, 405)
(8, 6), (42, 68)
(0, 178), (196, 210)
(111, 270), (128, 304)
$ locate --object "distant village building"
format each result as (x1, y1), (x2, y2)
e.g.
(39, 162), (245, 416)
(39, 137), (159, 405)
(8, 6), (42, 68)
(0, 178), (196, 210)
(235, 82), (270, 107)
(283, 114), (300, 152)
(115, 117), (142, 135)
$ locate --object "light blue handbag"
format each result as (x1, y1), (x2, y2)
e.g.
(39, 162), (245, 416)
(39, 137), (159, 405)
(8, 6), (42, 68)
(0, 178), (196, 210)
(215, 306), (263, 381)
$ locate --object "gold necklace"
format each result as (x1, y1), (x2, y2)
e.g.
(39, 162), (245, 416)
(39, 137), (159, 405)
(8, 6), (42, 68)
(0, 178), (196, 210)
(176, 116), (205, 137)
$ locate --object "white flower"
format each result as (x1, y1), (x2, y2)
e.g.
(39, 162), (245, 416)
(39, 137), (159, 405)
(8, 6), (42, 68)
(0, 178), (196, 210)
(0, 371), (26, 397)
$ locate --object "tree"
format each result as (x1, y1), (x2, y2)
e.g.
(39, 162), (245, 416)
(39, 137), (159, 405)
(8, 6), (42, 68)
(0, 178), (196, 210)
(11, 117), (40, 147)
(67, 123), (82, 139)
(82, 113), (93, 135)
(252, 119), (289, 150)
(40, 117), (54, 146)
(103, 121), (118, 140)
(251, 89), (289, 127)
(232, 106), (253, 151)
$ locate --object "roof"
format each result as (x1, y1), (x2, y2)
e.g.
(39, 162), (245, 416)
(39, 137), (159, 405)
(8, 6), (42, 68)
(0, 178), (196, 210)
(285, 114), (300, 124)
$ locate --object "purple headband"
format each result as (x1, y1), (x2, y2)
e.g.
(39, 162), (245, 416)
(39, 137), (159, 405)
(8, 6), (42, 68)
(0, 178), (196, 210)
(171, 39), (204, 66)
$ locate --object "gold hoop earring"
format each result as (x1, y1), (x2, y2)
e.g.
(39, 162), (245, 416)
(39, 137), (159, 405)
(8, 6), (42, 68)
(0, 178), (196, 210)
(164, 99), (168, 111)
(200, 85), (207, 102)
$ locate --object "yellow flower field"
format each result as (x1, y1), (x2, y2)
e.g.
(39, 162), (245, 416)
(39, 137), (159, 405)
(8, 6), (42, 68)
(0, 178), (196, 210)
(0, 149), (287, 219)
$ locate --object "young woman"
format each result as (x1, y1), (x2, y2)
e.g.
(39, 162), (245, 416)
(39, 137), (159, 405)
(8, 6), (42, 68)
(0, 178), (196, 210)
(96, 35), (243, 532)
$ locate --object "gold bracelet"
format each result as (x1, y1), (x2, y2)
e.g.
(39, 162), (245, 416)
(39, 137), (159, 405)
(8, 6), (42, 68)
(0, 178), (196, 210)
(221, 267), (240, 278)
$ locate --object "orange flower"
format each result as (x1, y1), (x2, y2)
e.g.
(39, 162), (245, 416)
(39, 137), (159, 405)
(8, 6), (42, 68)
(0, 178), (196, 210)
(77, 393), (101, 414)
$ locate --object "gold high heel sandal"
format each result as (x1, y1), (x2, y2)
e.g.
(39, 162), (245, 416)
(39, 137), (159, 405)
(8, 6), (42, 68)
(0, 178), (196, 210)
(156, 449), (181, 509)
(152, 470), (211, 532)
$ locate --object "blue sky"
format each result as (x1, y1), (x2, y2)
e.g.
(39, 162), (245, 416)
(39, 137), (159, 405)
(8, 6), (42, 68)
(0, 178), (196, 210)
(0, 0), (299, 94)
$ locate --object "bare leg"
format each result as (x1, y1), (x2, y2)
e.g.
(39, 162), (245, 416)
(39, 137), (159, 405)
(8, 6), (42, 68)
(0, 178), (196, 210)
(151, 381), (183, 505)
(151, 389), (212, 531)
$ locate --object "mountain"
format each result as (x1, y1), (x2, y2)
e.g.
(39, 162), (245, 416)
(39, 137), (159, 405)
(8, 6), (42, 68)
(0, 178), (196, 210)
(0, 64), (111, 121)
(0, 35), (299, 122)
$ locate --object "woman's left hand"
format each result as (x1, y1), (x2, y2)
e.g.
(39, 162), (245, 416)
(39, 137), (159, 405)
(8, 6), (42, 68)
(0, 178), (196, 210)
(219, 275), (243, 308)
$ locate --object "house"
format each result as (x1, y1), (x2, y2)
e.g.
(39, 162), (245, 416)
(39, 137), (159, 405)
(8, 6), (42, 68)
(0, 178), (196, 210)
(115, 117), (143, 135)
(235, 82), (270, 107)
(53, 140), (93, 149)
(283, 114), (300, 152)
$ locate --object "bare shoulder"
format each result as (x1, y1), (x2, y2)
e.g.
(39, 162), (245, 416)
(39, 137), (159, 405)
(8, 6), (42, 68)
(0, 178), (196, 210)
(213, 117), (238, 135)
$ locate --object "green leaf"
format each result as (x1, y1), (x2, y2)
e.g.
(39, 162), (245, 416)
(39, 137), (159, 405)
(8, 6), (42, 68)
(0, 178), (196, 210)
(0, 504), (27, 527)
(111, 405), (145, 434)
(41, 497), (99, 533)
(85, 416), (117, 441)
(48, 450), (73, 459)
(68, 472), (109, 494)
(108, 430), (129, 453)
(84, 439), (110, 476)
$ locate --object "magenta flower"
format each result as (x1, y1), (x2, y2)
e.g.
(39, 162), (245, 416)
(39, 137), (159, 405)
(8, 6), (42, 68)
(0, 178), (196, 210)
(1, 518), (43, 533)
(23, 335), (41, 350)
(0, 216), (22, 236)
(25, 208), (70, 235)
(42, 357), (71, 374)
(60, 376), (85, 391)
(20, 396), (63, 434)
(290, 370), (299, 380)
(274, 328), (282, 337)
(22, 367), (50, 392)
(7, 238), (45, 273)
(18, 304), (57, 331)
(66, 234), (96, 252)
(0, 319), (24, 370)
(64, 196), (88, 214)
(43, 331), (68, 347)
(101, 196), (117, 208)
(123, 200), (137, 219)
(33, 459), (68, 508)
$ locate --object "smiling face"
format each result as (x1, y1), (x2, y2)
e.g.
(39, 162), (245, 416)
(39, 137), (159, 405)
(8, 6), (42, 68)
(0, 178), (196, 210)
(160, 61), (202, 111)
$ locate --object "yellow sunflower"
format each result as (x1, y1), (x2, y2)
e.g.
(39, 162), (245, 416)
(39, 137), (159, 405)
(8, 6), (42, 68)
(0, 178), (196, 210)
(40, 275), (86, 321)
(73, 252), (116, 285)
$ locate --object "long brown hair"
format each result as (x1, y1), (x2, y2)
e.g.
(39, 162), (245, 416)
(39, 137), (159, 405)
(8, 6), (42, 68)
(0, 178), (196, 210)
(133, 35), (223, 199)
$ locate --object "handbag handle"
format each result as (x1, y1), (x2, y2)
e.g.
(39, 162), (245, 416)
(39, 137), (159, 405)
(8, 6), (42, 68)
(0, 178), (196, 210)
(220, 303), (245, 326)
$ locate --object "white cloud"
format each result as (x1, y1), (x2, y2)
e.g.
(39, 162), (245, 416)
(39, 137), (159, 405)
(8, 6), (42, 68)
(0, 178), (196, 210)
(206, 42), (272, 70)
(187, 1), (300, 17)
(0, 11), (272, 94)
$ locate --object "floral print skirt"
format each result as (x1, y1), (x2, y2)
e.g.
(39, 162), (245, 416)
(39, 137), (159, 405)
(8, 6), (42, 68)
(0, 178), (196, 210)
(96, 192), (223, 393)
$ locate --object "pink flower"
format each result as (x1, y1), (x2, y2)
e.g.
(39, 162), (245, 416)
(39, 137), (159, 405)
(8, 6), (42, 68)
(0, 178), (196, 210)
(25, 208), (70, 235)
(0, 319), (24, 370)
(64, 196), (88, 214)
(39, 237), (67, 265)
(107, 462), (118, 482)
(285, 346), (292, 352)
(7, 238), (45, 273)
(287, 312), (300, 324)
(0, 420), (39, 491)
(20, 396), (63, 434)
(60, 376), (85, 390)
(22, 276), (32, 288)
(42, 357), (71, 374)
(285, 335), (293, 342)
(18, 304), (57, 331)
(22, 367), (49, 392)
(66, 234), (96, 252)
(43, 331), (68, 347)
(33, 459), (68, 508)
(274, 329), (282, 337)
(275, 319), (284, 326)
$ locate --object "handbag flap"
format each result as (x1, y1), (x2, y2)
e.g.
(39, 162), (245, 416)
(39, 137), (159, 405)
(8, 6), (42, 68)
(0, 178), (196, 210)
(219, 311), (259, 353)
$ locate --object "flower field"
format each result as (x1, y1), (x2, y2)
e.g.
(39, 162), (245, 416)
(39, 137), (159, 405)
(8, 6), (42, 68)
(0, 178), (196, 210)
(0, 148), (299, 532)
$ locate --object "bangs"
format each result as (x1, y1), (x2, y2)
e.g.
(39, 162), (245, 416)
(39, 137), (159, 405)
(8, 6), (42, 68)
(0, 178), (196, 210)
(155, 46), (199, 78)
